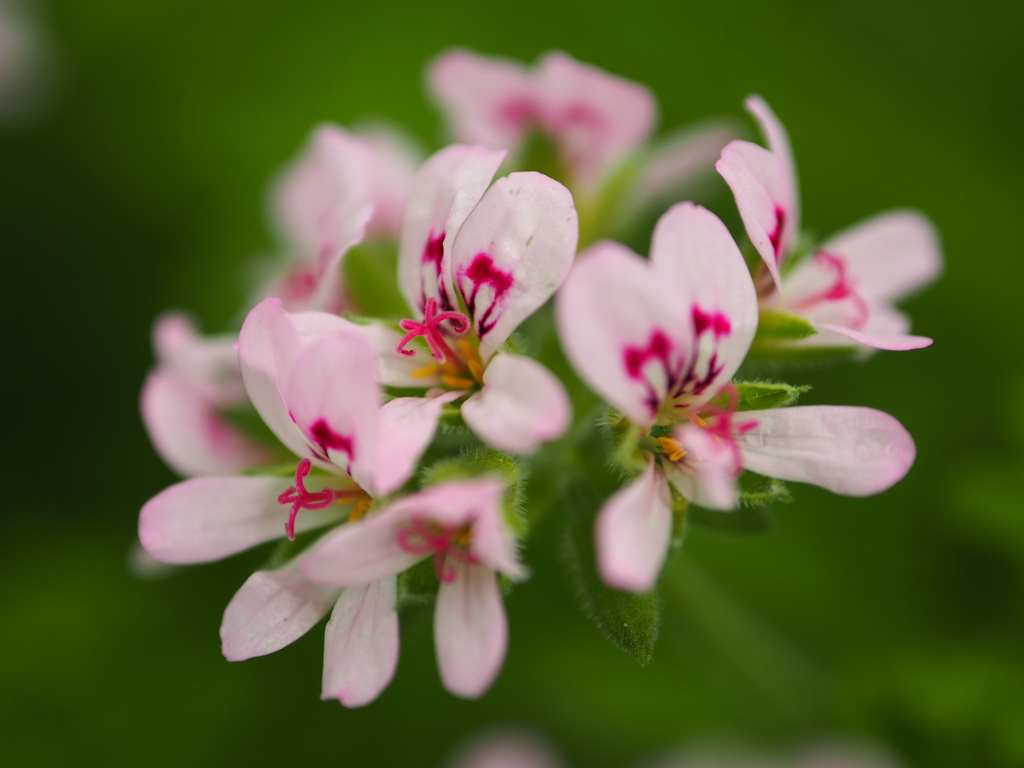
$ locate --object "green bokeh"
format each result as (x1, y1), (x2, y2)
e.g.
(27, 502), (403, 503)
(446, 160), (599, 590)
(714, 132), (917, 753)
(3, 1), (1023, 765)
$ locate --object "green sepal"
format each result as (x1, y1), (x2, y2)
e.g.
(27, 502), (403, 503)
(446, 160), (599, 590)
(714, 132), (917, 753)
(729, 380), (811, 411)
(396, 557), (440, 611)
(342, 241), (409, 319)
(601, 410), (646, 473)
(753, 310), (818, 343)
(562, 479), (661, 666)
(669, 485), (689, 550)
(738, 471), (792, 507)
(242, 462), (304, 478)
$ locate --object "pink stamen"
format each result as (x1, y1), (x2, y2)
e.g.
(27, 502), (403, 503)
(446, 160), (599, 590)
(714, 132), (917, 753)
(277, 459), (336, 541)
(396, 297), (471, 363)
(396, 518), (480, 584)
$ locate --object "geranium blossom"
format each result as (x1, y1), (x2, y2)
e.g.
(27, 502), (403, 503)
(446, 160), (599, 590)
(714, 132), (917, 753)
(389, 143), (577, 454)
(557, 202), (916, 591)
(301, 475), (525, 699)
(717, 96), (941, 351)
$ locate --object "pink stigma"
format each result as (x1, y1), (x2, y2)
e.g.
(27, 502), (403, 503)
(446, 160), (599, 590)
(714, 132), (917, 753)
(696, 385), (759, 472)
(278, 459), (336, 541)
(396, 297), (470, 362)
(396, 518), (480, 583)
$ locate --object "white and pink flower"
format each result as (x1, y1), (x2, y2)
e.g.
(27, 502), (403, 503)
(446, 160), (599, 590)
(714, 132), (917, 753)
(557, 202), (916, 592)
(388, 143), (578, 454)
(301, 475), (525, 699)
(717, 96), (941, 351)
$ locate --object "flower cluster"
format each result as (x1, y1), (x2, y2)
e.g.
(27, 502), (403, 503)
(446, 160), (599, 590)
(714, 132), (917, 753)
(139, 50), (940, 705)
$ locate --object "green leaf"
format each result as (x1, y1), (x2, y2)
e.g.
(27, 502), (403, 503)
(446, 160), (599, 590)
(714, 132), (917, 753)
(732, 380), (811, 411)
(753, 310), (818, 343)
(738, 471), (792, 508)
(562, 479), (661, 666)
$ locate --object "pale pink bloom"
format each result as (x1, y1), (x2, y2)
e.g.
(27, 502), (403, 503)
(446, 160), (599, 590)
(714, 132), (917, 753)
(140, 299), (454, 706)
(430, 49), (654, 192)
(717, 96), (941, 351)
(390, 144), (578, 454)
(446, 729), (565, 768)
(557, 203), (916, 591)
(262, 124), (419, 312)
(140, 313), (268, 477)
(302, 476), (525, 699)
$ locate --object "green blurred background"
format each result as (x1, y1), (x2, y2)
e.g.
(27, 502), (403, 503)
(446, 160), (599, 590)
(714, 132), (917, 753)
(3, 1), (1023, 765)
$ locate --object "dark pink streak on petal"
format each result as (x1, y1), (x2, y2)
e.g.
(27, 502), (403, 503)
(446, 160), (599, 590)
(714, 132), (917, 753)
(790, 251), (869, 329)
(623, 329), (681, 417)
(499, 97), (540, 129)
(458, 252), (514, 338)
(420, 231), (451, 311)
(309, 419), (355, 469)
(768, 205), (786, 262)
(668, 305), (733, 405)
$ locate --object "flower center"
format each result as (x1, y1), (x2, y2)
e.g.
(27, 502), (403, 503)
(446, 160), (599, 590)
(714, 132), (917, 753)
(395, 518), (479, 583)
(396, 297), (471, 364)
(277, 459), (369, 541)
(788, 251), (869, 328)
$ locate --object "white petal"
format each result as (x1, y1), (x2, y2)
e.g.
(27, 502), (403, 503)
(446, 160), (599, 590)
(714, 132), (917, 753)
(371, 391), (462, 495)
(321, 577), (399, 708)
(595, 459), (673, 592)
(451, 172), (579, 360)
(736, 406), (916, 496)
(139, 476), (344, 564)
(461, 354), (570, 454)
(435, 561), (507, 699)
(220, 563), (339, 661)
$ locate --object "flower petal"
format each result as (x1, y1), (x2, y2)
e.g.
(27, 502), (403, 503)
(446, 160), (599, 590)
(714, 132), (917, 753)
(746, 94), (799, 240)
(595, 458), (673, 592)
(220, 563), (339, 661)
(816, 322), (933, 351)
(428, 49), (534, 150)
(556, 240), (692, 424)
(139, 476), (344, 564)
(321, 577), (399, 708)
(398, 144), (506, 314)
(300, 510), (421, 588)
(535, 51), (656, 188)
(238, 299), (311, 458)
(451, 172), (578, 360)
(435, 561), (507, 699)
(141, 369), (267, 477)
(649, 202), (758, 399)
(152, 313), (245, 404)
(285, 332), (379, 481)
(461, 353), (570, 454)
(664, 423), (740, 510)
(736, 406), (916, 496)
(817, 209), (942, 302)
(371, 391), (462, 495)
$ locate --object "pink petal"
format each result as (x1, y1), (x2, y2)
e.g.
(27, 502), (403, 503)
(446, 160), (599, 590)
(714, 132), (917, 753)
(461, 353), (569, 454)
(817, 209), (942, 302)
(398, 144), (506, 314)
(428, 49), (534, 150)
(300, 509), (421, 588)
(649, 202), (758, 401)
(665, 423), (740, 510)
(716, 139), (792, 288)
(435, 561), (508, 699)
(238, 299), (312, 458)
(152, 313), (245, 404)
(736, 406), (916, 496)
(595, 458), (673, 592)
(555, 241), (692, 425)
(139, 476), (344, 564)
(285, 332), (380, 482)
(452, 172), (578, 360)
(371, 391), (462, 495)
(746, 94), (799, 241)
(535, 51), (656, 189)
(141, 369), (267, 477)
(220, 562), (339, 661)
(272, 124), (372, 267)
(816, 322), (933, 351)
(321, 577), (399, 708)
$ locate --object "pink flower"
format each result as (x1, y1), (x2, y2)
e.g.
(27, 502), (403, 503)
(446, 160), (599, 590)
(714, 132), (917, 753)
(717, 96), (941, 351)
(140, 299), (456, 706)
(389, 144), (578, 454)
(261, 124), (419, 312)
(301, 476), (525, 699)
(140, 313), (268, 477)
(557, 203), (916, 591)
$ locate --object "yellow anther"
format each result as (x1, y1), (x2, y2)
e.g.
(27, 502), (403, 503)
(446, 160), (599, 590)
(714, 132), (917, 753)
(411, 362), (441, 379)
(455, 339), (478, 361)
(453, 527), (473, 547)
(657, 437), (686, 462)
(348, 498), (372, 523)
(692, 416), (709, 429)
(467, 358), (485, 383)
(441, 374), (476, 390)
